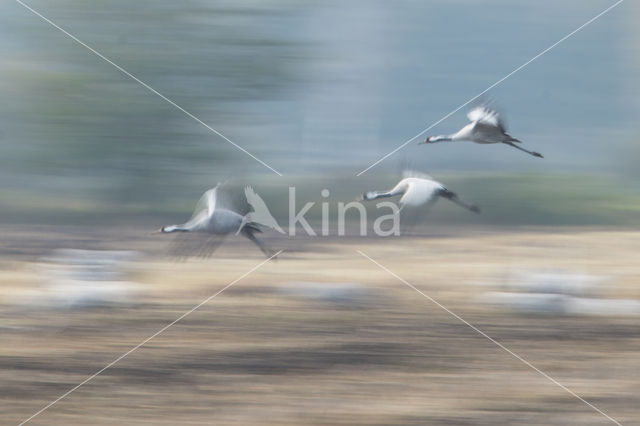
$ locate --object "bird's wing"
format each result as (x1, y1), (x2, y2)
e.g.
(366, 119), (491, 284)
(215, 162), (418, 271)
(472, 122), (510, 143)
(205, 186), (218, 216)
(467, 106), (506, 131)
(398, 178), (440, 208)
(190, 184), (220, 220)
(401, 170), (433, 180)
(168, 232), (227, 259)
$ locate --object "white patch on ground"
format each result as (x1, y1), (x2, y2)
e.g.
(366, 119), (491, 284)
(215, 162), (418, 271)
(10, 249), (144, 309)
(477, 269), (640, 316)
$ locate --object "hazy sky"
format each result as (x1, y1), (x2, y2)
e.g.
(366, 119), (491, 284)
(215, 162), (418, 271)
(0, 0), (636, 185)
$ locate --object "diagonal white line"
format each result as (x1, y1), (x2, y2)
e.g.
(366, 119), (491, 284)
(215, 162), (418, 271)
(14, 0), (283, 176)
(356, 0), (624, 176)
(18, 250), (282, 426)
(356, 249), (622, 426)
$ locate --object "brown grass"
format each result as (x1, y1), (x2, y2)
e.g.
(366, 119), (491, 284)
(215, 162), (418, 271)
(0, 226), (639, 425)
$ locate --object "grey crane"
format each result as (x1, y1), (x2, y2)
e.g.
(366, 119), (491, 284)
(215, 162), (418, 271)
(420, 106), (543, 158)
(362, 173), (480, 213)
(159, 184), (273, 258)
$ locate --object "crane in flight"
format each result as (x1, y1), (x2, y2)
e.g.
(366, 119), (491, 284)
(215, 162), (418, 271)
(361, 173), (480, 214)
(420, 105), (543, 158)
(159, 184), (274, 258)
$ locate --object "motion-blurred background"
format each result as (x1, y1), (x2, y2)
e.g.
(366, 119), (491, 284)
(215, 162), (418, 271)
(1, 0), (639, 226)
(1, 1), (639, 425)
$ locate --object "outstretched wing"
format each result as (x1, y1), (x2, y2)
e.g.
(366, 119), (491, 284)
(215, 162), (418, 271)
(190, 184), (220, 220)
(401, 169), (433, 181)
(168, 232), (227, 259)
(244, 186), (285, 234)
(467, 106), (506, 131)
(398, 178), (442, 209)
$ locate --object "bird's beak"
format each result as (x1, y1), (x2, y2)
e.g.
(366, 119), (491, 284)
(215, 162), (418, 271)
(418, 138), (429, 145)
(151, 228), (164, 234)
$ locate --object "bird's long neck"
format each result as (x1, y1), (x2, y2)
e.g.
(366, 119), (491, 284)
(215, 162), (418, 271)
(161, 224), (190, 233)
(364, 183), (405, 201)
(364, 191), (392, 200)
(429, 134), (454, 143)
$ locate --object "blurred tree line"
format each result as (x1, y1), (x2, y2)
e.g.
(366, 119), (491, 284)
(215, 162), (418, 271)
(0, 0), (306, 216)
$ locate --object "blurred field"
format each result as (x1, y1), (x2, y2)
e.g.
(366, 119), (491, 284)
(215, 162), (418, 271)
(1, 226), (639, 425)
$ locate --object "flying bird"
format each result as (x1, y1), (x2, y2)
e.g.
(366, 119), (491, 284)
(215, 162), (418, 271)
(420, 106), (543, 158)
(361, 173), (480, 213)
(159, 184), (274, 258)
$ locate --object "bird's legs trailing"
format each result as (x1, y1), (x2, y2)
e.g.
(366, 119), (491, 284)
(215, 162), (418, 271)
(240, 227), (275, 258)
(439, 189), (480, 214)
(503, 141), (543, 158)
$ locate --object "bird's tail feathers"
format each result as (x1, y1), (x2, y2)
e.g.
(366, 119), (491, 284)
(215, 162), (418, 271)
(236, 214), (263, 235)
(245, 222), (263, 233)
(235, 215), (250, 235)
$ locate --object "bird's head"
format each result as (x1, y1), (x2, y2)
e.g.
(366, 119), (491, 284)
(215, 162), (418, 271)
(361, 191), (377, 201)
(151, 226), (166, 234)
(158, 225), (184, 233)
(420, 135), (450, 144)
(419, 136), (437, 145)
